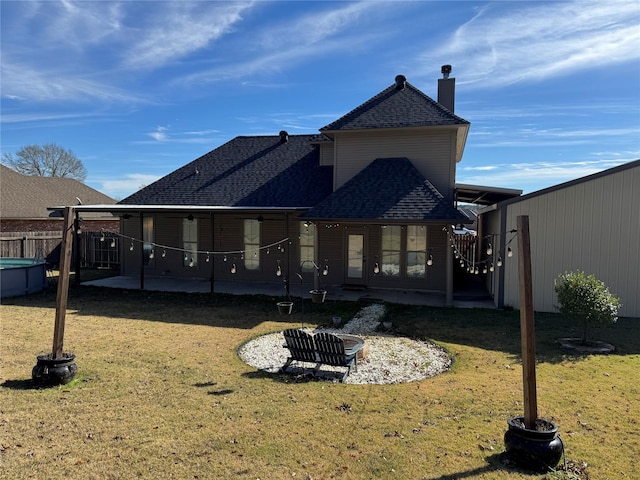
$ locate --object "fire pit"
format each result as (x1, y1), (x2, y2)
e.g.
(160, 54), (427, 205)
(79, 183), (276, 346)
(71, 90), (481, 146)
(338, 334), (367, 360)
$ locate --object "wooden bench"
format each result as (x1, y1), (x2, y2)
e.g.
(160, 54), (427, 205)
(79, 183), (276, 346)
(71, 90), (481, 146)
(281, 329), (363, 382)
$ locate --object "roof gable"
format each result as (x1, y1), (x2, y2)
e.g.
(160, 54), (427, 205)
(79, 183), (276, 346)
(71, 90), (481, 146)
(120, 134), (333, 208)
(320, 76), (469, 132)
(301, 158), (467, 222)
(0, 165), (115, 219)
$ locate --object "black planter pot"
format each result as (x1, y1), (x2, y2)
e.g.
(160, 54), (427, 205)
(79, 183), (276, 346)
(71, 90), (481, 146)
(32, 353), (77, 387)
(277, 301), (293, 315)
(504, 416), (563, 472)
(309, 289), (326, 304)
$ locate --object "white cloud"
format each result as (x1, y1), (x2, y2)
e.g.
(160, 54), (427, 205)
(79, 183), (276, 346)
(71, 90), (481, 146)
(458, 159), (632, 193)
(121, 2), (255, 70)
(148, 126), (169, 142)
(99, 173), (161, 199)
(420, 1), (640, 88)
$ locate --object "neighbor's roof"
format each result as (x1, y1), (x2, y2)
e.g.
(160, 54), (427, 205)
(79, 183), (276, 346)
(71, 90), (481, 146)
(0, 165), (116, 220)
(320, 76), (469, 132)
(301, 158), (469, 223)
(120, 134), (333, 208)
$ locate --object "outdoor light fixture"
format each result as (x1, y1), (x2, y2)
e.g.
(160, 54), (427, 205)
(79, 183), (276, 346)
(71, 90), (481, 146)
(427, 254), (434, 266)
(189, 258), (194, 267)
(129, 242), (134, 251)
(231, 263), (237, 274)
(322, 264), (329, 276)
(486, 243), (493, 255)
(497, 256), (503, 267)
(110, 239), (116, 248)
(373, 262), (380, 274)
(162, 250), (167, 258)
(149, 249), (155, 259)
(100, 233), (105, 242)
(507, 247), (513, 257)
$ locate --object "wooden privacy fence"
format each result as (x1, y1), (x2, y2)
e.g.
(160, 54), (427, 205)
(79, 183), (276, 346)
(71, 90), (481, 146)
(0, 231), (119, 269)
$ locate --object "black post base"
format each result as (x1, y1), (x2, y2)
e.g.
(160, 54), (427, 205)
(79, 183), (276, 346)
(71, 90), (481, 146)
(32, 353), (77, 387)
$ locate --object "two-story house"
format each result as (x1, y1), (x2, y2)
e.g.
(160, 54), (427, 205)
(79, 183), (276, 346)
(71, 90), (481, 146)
(94, 68), (471, 304)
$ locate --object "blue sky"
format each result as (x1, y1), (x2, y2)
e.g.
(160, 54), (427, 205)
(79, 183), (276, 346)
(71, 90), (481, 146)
(1, 1), (639, 200)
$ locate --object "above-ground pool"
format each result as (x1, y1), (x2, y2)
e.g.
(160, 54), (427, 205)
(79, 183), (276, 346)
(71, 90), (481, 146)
(0, 258), (47, 299)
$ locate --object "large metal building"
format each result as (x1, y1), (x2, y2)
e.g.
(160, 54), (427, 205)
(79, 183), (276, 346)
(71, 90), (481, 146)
(478, 159), (640, 318)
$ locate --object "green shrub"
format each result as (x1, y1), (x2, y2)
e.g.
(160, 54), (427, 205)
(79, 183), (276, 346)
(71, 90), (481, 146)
(554, 271), (621, 344)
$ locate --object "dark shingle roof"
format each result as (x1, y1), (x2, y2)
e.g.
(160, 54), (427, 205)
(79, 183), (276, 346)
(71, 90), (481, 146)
(320, 78), (469, 131)
(0, 165), (116, 219)
(301, 158), (467, 222)
(120, 135), (333, 207)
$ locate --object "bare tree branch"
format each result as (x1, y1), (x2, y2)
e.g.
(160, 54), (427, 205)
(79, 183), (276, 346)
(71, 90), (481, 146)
(2, 143), (87, 181)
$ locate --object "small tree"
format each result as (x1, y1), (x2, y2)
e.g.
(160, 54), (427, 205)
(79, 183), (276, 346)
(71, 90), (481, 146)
(2, 143), (87, 181)
(554, 271), (621, 345)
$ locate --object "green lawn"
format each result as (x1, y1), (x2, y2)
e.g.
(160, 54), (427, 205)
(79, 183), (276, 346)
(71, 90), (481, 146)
(1, 285), (638, 479)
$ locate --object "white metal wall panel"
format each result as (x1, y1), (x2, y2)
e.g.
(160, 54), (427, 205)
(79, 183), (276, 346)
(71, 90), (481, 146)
(501, 164), (639, 318)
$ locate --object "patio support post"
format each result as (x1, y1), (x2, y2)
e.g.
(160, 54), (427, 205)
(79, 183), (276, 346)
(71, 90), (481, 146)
(139, 212), (145, 291)
(52, 206), (74, 359)
(73, 211), (81, 285)
(210, 212), (215, 294)
(285, 212), (290, 296)
(445, 225), (454, 306)
(517, 215), (537, 429)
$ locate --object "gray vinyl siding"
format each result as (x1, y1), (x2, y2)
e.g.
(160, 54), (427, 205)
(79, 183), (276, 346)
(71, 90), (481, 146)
(333, 129), (456, 198)
(494, 164), (639, 318)
(319, 142), (334, 167)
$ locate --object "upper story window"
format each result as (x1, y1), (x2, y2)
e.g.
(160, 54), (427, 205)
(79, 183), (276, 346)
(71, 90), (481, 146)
(244, 219), (260, 271)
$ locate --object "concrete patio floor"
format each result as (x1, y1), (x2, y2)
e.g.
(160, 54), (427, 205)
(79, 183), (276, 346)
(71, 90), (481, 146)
(82, 275), (496, 309)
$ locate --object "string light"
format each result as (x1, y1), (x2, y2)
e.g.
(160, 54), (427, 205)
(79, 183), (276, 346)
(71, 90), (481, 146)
(100, 232), (105, 242)
(149, 249), (155, 259)
(427, 254), (433, 266)
(110, 239), (116, 248)
(373, 262), (380, 274)
(486, 243), (492, 255)
(507, 247), (513, 258)
(231, 263), (236, 274)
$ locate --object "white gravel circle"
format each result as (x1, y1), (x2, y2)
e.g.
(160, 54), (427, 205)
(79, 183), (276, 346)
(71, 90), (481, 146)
(238, 304), (452, 384)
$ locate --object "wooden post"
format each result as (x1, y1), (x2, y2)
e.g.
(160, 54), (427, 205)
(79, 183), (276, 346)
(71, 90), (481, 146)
(52, 206), (74, 359)
(517, 215), (537, 429)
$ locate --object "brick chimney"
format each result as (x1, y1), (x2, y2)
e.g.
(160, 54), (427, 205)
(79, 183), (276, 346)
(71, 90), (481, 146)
(437, 65), (455, 112)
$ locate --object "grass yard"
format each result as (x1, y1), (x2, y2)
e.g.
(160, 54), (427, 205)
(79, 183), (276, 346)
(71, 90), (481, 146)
(1, 284), (638, 480)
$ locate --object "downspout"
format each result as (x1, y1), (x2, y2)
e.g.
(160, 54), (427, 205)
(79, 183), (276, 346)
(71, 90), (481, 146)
(446, 225), (454, 306)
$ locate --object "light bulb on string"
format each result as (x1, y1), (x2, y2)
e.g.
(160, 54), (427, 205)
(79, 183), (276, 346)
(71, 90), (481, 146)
(223, 255), (227, 262)
(322, 264), (329, 276)
(507, 247), (513, 258)
(189, 258), (194, 268)
(427, 254), (433, 266)
(490, 263), (495, 272)
(475, 267), (479, 275)
(162, 250), (166, 258)
(373, 262), (380, 274)
(184, 253), (188, 262)
(276, 265), (282, 277)
(497, 256), (503, 267)
(482, 266), (487, 274)
(486, 243), (492, 255)
(100, 233), (105, 242)
(129, 242), (134, 251)
(110, 239), (116, 248)
(149, 249), (155, 259)
(206, 253), (210, 263)
(231, 263), (236, 274)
